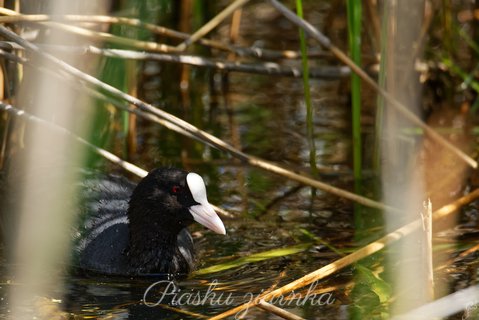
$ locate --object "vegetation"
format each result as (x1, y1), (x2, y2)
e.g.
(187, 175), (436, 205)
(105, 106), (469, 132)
(1, 0), (479, 319)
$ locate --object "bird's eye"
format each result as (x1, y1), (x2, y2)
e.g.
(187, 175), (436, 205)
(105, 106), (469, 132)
(171, 185), (181, 194)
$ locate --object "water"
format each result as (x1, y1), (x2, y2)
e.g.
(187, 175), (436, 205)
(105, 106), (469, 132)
(0, 3), (355, 317)
(1, 1), (477, 319)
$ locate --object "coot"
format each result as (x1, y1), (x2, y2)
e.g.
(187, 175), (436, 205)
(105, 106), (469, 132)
(73, 167), (225, 276)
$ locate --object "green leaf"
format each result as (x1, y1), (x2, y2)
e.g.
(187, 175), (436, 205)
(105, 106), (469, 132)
(193, 243), (311, 276)
(355, 264), (391, 303)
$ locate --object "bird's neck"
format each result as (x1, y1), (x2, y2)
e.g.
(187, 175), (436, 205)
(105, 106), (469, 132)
(128, 231), (181, 274)
(127, 207), (185, 275)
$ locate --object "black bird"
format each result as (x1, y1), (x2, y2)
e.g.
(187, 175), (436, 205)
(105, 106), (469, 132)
(73, 167), (226, 276)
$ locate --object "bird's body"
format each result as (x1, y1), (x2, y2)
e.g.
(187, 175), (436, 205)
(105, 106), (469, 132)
(72, 168), (225, 276)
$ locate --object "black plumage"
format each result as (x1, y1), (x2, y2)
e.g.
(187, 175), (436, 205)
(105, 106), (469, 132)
(73, 168), (225, 276)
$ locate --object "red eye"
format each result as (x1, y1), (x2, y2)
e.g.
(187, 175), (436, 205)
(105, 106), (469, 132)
(171, 185), (181, 194)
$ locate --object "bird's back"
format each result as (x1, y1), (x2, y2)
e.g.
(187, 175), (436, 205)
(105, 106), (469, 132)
(73, 173), (134, 275)
(73, 172), (195, 276)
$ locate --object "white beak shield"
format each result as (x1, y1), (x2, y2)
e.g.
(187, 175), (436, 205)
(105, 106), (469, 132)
(186, 173), (226, 235)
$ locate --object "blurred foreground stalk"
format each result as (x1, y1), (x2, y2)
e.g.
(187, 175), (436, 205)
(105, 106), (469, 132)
(7, 2), (107, 318)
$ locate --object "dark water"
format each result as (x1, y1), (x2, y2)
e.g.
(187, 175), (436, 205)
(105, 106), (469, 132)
(0, 2), (357, 318)
(1, 1), (477, 320)
(0, 70), (352, 319)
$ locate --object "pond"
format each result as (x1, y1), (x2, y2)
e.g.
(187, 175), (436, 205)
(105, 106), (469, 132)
(1, 1), (478, 320)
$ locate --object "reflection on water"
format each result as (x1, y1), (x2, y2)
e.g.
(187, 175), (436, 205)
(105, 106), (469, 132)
(0, 45), (353, 320)
(60, 272), (341, 319)
(0, 1), (358, 319)
(1, 0), (478, 319)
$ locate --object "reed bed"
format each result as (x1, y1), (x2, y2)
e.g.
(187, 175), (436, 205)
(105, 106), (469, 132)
(0, 1), (478, 319)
